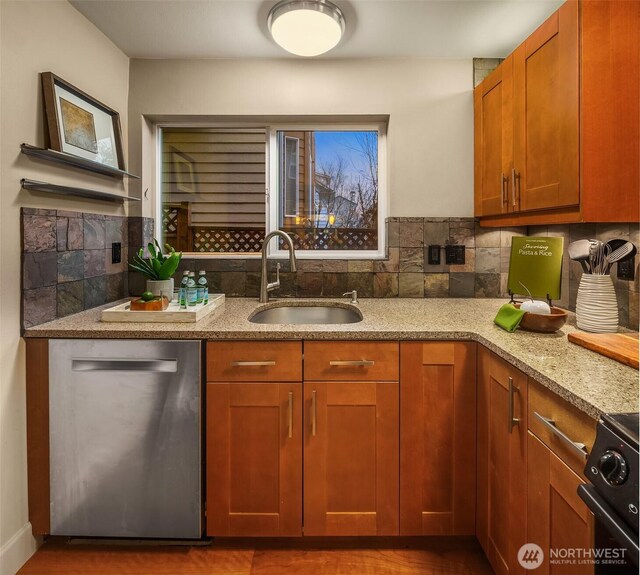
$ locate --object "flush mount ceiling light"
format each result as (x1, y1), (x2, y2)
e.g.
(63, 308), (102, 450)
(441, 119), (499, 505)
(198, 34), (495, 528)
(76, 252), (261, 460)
(268, 0), (346, 57)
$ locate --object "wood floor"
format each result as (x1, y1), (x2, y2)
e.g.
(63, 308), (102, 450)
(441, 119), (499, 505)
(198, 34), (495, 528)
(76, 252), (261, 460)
(19, 537), (494, 575)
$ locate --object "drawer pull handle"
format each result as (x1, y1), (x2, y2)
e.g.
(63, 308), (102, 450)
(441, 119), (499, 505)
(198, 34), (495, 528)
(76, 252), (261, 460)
(230, 361), (276, 367)
(508, 377), (520, 433)
(288, 391), (293, 439)
(534, 412), (588, 460)
(329, 360), (375, 367)
(71, 358), (177, 373)
(311, 390), (317, 437)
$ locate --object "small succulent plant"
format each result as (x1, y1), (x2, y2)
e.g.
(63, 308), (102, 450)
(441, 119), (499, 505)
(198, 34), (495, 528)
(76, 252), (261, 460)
(129, 239), (182, 281)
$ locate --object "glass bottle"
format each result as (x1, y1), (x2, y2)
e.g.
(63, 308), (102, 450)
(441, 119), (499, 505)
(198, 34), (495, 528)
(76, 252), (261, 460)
(186, 272), (198, 307)
(179, 270), (189, 309)
(197, 271), (208, 305)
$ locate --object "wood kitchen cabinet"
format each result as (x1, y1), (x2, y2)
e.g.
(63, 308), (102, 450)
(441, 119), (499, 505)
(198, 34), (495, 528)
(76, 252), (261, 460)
(206, 342), (303, 537)
(474, 56), (513, 217)
(475, 0), (639, 225)
(206, 340), (399, 537)
(399, 341), (477, 535)
(527, 377), (596, 574)
(476, 346), (528, 575)
(527, 432), (594, 575)
(303, 341), (399, 536)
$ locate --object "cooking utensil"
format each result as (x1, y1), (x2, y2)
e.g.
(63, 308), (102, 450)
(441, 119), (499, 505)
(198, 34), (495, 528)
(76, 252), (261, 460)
(568, 239), (592, 273)
(605, 241), (635, 271)
(589, 240), (610, 275)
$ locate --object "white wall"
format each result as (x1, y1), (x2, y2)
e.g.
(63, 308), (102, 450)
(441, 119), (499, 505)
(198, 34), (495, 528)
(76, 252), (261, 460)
(0, 2), (129, 573)
(128, 58), (474, 219)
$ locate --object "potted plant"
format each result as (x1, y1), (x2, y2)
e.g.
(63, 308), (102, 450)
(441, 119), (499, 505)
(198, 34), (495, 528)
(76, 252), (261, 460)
(129, 240), (182, 301)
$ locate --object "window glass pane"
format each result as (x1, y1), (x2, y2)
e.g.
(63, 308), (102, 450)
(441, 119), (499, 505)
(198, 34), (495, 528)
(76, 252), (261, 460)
(161, 128), (266, 253)
(277, 130), (378, 251)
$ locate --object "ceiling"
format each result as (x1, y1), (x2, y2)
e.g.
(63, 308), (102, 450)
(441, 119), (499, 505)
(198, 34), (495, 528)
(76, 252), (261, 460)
(70, 0), (564, 60)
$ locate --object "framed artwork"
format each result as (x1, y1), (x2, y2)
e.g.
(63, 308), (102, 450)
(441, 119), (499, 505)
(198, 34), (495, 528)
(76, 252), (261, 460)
(41, 72), (126, 171)
(171, 148), (198, 196)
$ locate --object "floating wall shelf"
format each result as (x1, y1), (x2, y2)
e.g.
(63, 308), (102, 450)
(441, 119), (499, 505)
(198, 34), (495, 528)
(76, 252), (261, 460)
(20, 144), (140, 179)
(21, 179), (141, 203)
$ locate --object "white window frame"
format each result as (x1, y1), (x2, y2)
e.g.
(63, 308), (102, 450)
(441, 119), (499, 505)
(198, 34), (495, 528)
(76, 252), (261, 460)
(154, 121), (388, 260)
(281, 135), (300, 219)
(268, 123), (387, 260)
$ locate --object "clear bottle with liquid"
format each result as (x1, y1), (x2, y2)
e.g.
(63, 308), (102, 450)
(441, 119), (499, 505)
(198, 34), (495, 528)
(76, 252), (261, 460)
(197, 270), (208, 305)
(179, 270), (189, 309)
(186, 271), (198, 307)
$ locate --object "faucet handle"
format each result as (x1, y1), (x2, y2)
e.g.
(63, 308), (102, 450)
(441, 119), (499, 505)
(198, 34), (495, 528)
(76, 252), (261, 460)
(343, 290), (358, 304)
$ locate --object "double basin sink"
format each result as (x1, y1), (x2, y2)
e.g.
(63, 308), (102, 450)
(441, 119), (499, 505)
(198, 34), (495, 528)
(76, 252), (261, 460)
(249, 302), (362, 325)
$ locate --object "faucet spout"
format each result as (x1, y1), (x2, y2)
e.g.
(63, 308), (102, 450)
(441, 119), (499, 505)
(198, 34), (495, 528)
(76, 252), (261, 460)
(259, 230), (297, 303)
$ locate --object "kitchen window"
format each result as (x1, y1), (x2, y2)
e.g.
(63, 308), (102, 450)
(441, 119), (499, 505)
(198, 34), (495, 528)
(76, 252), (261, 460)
(158, 124), (386, 258)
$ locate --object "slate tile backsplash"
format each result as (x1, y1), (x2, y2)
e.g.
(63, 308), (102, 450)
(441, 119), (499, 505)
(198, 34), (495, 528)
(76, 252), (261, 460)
(22, 210), (639, 330)
(174, 217), (638, 329)
(21, 208), (137, 330)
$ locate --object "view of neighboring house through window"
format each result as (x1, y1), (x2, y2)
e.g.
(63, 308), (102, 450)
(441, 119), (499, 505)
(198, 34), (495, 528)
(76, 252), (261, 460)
(160, 126), (383, 256)
(275, 130), (380, 254)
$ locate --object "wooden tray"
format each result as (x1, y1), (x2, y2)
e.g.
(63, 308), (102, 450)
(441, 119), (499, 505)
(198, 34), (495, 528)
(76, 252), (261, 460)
(101, 294), (225, 323)
(568, 331), (639, 369)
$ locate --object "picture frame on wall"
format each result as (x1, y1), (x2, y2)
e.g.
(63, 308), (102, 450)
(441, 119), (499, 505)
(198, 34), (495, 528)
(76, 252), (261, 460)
(170, 148), (198, 196)
(41, 72), (126, 171)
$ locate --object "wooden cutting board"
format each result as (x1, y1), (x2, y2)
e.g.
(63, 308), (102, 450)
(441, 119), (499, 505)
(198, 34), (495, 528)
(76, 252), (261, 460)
(568, 331), (639, 369)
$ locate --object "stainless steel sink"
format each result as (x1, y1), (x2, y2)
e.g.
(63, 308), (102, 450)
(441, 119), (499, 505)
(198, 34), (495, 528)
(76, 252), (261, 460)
(249, 303), (362, 325)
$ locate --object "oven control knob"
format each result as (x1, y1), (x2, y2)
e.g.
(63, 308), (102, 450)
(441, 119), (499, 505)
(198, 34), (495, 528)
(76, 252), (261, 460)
(598, 450), (628, 485)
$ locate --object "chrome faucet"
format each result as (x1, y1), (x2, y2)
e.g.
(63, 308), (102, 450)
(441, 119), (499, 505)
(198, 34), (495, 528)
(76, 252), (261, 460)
(259, 230), (298, 303)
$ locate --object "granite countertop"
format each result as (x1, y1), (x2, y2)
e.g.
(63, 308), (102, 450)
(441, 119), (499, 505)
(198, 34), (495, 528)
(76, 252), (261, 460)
(24, 297), (639, 419)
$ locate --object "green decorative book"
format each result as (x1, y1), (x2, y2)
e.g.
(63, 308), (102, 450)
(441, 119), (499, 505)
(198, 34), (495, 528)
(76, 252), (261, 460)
(507, 236), (564, 301)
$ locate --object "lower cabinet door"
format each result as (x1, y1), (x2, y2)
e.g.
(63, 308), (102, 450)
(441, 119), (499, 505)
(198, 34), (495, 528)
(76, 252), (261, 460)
(528, 432), (594, 575)
(206, 382), (302, 536)
(477, 347), (528, 575)
(303, 381), (399, 536)
(399, 341), (477, 535)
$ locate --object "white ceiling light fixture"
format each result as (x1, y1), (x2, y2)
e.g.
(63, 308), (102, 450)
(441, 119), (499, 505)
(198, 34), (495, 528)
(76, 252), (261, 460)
(268, 0), (346, 57)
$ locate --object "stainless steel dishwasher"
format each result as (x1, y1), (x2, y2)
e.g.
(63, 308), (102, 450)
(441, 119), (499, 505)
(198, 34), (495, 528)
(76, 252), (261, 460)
(48, 339), (202, 539)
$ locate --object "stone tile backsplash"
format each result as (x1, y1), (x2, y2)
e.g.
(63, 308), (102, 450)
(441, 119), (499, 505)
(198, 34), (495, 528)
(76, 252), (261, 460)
(20, 208), (148, 331)
(174, 217), (638, 329)
(22, 211), (639, 330)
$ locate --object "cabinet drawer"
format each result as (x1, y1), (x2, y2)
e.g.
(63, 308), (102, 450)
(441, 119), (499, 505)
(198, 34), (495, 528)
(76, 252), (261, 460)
(207, 341), (302, 382)
(304, 341), (399, 381)
(528, 378), (597, 477)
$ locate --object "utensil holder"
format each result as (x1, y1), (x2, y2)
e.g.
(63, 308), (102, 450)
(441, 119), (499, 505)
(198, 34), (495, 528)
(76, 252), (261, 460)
(576, 274), (619, 333)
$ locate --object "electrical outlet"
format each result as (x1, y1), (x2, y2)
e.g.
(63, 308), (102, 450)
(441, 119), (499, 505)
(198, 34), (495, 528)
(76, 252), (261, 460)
(428, 245), (441, 265)
(111, 242), (122, 264)
(617, 257), (635, 281)
(445, 244), (465, 265)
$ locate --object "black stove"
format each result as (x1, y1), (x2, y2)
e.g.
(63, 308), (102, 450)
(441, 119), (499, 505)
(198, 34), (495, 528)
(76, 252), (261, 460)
(579, 412), (640, 573)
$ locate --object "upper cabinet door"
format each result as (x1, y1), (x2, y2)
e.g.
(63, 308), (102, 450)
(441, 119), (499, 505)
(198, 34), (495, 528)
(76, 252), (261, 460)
(513, 1), (579, 213)
(474, 57), (513, 217)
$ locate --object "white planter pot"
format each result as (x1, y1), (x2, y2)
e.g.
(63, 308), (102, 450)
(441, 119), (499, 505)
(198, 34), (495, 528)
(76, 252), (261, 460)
(575, 274), (618, 333)
(146, 278), (175, 302)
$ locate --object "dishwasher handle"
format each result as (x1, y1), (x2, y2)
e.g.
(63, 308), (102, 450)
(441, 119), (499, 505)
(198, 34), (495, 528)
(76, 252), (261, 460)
(71, 358), (178, 373)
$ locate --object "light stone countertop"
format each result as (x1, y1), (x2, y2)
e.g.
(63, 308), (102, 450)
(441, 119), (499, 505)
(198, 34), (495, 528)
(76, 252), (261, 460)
(24, 297), (639, 419)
